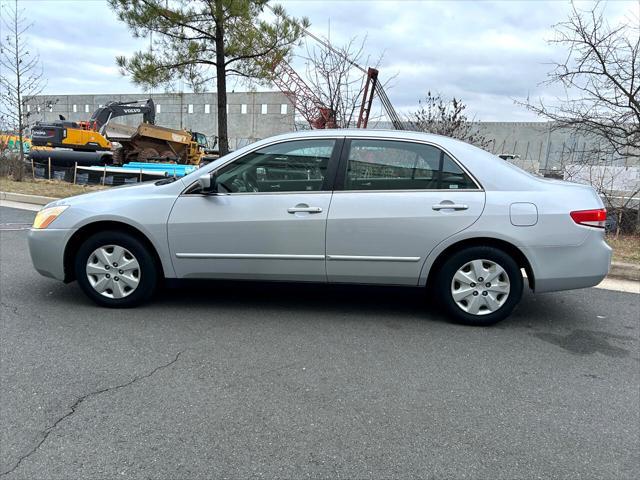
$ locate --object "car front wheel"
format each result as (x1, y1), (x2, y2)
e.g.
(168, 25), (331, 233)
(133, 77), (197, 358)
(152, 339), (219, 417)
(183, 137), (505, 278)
(435, 246), (523, 326)
(74, 231), (158, 307)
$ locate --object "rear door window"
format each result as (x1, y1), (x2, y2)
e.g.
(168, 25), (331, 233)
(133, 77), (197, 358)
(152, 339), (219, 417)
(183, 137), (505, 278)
(344, 139), (478, 190)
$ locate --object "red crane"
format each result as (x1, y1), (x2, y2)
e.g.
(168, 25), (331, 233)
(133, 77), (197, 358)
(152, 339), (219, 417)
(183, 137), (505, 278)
(266, 6), (404, 130)
(269, 61), (336, 129)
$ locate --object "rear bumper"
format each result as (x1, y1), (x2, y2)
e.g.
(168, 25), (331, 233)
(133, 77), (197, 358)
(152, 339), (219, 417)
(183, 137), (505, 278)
(28, 228), (72, 281)
(524, 230), (612, 293)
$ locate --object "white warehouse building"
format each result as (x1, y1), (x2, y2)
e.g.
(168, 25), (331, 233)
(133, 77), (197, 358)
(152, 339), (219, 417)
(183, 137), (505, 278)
(28, 91), (295, 150)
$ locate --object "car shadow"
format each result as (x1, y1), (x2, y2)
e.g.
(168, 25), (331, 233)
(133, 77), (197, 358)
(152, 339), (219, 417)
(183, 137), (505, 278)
(43, 276), (598, 331)
(157, 279), (444, 322)
(154, 279), (583, 329)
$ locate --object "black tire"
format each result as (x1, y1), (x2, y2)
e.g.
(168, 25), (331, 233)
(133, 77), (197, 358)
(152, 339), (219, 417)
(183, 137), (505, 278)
(138, 148), (159, 163)
(112, 147), (124, 165)
(434, 246), (523, 326)
(159, 150), (178, 162)
(74, 230), (158, 308)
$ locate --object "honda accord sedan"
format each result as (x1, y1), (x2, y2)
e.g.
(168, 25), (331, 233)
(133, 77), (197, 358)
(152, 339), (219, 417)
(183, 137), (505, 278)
(28, 130), (612, 325)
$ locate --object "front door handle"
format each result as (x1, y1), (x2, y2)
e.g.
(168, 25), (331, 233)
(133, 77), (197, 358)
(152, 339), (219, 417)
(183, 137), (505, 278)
(287, 206), (323, 214)
(432, 203), (468, 211)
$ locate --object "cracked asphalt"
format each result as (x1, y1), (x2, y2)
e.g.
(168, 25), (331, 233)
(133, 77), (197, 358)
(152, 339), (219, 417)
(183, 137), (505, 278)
(1, 206), (639, 479)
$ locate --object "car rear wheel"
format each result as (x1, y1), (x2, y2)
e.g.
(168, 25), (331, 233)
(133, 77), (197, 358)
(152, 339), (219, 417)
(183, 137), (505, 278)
(435, 246), (523, 326)
(74, 231), (158, 307)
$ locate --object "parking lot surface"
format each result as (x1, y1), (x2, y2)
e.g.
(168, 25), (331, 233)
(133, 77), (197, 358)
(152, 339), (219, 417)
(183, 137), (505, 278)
(1, 206), (639, 479)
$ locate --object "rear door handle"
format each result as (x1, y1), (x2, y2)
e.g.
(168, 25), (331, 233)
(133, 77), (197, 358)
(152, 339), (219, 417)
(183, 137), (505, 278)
(432, 203), (468, 211)
(287, 206), (323, 214)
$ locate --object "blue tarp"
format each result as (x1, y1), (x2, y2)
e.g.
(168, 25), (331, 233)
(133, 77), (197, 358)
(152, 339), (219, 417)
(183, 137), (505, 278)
(121, 162), (198, 177)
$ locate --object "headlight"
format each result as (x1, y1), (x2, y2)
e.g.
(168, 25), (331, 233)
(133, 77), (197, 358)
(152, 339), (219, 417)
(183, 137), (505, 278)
(32, 206), (69, 229)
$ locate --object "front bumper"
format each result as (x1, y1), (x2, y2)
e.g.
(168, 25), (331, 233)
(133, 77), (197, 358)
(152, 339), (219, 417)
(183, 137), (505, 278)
(524, 229), (612, 293)
(28, 228), (72, 281)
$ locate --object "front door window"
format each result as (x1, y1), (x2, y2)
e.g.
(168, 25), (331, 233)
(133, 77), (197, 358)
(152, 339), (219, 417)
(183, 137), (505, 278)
(215, 139), (336, 193)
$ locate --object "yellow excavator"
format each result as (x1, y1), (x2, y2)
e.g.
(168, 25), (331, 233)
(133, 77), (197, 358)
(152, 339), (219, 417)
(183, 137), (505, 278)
(30, 99), (216, 165)
(31, 99), (155, 152)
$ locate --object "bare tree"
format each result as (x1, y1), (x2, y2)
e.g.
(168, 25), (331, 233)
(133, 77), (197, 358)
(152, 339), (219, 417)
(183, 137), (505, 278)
(299, 36), (387, 129)
(0, 0), (45, 179)
(523, 1), (639, 160)
(408, 91), (491, 148)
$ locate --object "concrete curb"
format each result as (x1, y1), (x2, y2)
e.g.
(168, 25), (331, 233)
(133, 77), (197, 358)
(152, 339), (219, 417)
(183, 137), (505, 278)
(0, 191), (57, 206)
(609, 262), (640, 282)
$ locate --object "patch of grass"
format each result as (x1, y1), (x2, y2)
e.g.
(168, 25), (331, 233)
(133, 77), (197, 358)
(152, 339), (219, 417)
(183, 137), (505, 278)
(0, 177), (107, 199)
(606, 235), (640, 264)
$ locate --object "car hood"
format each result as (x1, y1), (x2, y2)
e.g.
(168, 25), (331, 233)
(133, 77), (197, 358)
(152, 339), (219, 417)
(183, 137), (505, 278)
(44, 180), (173, 208)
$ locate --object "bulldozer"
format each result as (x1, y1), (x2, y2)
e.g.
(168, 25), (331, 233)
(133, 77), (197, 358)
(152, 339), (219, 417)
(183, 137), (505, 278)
(30, 98), (217, 165)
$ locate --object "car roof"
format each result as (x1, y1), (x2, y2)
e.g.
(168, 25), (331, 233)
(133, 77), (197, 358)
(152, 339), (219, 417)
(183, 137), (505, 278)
(264, 129), (502, 165)
(268, 128), (466, 147)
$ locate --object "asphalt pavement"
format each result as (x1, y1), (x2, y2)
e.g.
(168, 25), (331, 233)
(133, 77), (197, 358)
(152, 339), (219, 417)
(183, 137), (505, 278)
(1, 206), (639, 479)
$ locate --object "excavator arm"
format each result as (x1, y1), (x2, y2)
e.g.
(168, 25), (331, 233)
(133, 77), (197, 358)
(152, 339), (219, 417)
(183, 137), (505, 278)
(89, 99), (155, 132)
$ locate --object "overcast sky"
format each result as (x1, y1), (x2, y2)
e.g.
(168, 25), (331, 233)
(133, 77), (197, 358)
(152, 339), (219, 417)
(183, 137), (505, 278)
(3, 0), (638, 121)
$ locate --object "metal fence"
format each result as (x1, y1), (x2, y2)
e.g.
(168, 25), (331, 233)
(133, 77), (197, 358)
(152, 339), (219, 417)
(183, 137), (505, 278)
(26, 159), (166, 186)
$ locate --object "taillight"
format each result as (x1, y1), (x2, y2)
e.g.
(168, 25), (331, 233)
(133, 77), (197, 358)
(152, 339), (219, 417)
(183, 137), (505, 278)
(570, 208), (607, 228)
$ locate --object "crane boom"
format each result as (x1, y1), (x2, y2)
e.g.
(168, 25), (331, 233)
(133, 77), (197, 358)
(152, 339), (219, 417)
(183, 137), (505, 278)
(265, 4), (404, 130)
(270, 61), (335, 128)
(357, 67), (378, 128)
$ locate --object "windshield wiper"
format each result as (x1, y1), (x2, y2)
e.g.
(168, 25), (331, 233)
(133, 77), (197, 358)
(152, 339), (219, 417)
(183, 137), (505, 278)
(155, 177), (179, 186)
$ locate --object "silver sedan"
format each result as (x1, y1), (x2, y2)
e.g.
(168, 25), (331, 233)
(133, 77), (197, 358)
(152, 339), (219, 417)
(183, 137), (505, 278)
(28, 130), (611, 325)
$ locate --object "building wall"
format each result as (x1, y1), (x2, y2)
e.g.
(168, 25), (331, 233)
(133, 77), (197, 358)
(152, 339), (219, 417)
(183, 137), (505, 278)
(27, 91), (295, 150)
(24, 93), (637, 173)
(371, 120), (638, 172)
(473, 121), (638, 173)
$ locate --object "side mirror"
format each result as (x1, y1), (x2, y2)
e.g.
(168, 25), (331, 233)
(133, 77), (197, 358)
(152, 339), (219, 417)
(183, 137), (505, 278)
(197, 172), (218, 194)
